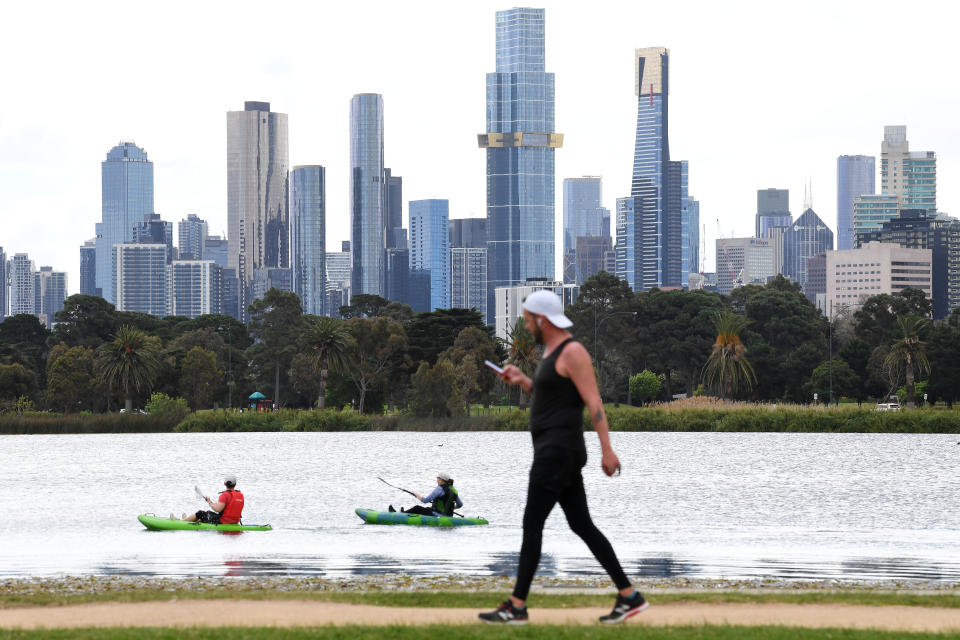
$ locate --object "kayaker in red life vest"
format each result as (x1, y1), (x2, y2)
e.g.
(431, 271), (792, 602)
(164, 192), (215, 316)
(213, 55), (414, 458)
(175, 476), (244, 524)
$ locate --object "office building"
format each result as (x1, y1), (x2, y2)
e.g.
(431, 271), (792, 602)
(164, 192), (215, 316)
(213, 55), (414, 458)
(837, 155), (875, 250)
(479, 7), (562, 321)
(178, 214), (208, 260)
(350, 93), (385, 297)
(96, 142), (154, 304)
(168, 260), (222, 318)
(113, 243), (167, 316)
(227, 101), (289, 319)
(756, 188), (792, 237)
(860, 210), (960, 319)
(451, 247), (487, 315)
(133, 213), (174, 261)
(251, 267), (292, 302)
(290, 165), (326, 316)
(783, 208), (834, 290)
(716, 237), (775, 295)
(563, 177), (604, 282)
(409, 199), (450, 311)
(853, 194), (901, 244)
(221, 268), (240, 320)
(682, 197), (700, 284)
(618, 47), (686, 291)
(575, 236), (613, 284)
(79, 239), (98, 297)
(494, 279), (578, 340)
(384, 168), (404, 249)
(325, 250), (351, 317)
(805, 253), (827, 305)
(385, 248), (410, 307)
(881, 125), (936, 212)
(826, 242), (932, 317)
(449, 218), (487, 249)
(204, 235), (229, 268)
(34, 267), (67, 328)
(10, 253), (35, 317)
(0, 247), (7, 319)
(614, 197), (637, 290)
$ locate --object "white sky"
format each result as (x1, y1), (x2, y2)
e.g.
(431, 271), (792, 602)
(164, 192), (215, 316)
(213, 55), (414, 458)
(1, 0), (957, 295)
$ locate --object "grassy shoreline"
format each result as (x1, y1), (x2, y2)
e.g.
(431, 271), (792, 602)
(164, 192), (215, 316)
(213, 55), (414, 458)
(3, 403), (960, 435)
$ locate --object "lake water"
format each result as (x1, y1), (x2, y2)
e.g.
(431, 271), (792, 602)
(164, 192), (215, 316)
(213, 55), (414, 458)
(1, 431), (959, 583)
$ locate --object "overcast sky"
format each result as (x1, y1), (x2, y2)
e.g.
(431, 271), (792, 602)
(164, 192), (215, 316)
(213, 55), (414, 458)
(1, 0), (956, 295)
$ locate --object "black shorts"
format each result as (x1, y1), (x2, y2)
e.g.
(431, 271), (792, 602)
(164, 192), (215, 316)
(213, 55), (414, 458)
(195, 510), (221, 524)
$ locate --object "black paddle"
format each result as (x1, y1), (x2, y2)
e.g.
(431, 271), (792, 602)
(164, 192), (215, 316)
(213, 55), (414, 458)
(377, 477), (465, 517)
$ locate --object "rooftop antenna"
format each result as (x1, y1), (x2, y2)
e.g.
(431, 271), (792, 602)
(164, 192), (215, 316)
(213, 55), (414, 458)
(804, 179), (813, 211)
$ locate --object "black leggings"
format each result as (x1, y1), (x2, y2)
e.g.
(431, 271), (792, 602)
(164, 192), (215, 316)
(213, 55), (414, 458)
(512, 450), (631, 601)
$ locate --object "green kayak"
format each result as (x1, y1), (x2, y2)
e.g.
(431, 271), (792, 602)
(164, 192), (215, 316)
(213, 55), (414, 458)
(355, 508), (488, 527)
(137, 514), (272, 532)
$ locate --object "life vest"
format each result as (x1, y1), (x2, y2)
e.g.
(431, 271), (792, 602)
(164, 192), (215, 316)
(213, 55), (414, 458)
(432, 484), (459, 516)
(218, 489), (244, 524)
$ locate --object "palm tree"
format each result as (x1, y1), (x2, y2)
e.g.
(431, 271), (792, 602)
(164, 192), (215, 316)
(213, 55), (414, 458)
(301, 316), (352, 409)
(95, 325), (162, 413)
(885, 314), (930, 408)
(701, 310), (756, 398)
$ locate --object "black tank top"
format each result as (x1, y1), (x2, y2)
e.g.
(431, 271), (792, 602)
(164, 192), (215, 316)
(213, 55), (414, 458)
(529, 338), (587, 458)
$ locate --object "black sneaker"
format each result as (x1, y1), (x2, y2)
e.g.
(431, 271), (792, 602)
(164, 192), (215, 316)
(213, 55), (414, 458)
(478, 600), (529, 625)
(388, 505), (396, 512)
(599, 591), (648, 624)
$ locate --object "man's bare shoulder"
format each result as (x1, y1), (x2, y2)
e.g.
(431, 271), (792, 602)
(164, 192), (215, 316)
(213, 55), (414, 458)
(556, 339), (591, 374)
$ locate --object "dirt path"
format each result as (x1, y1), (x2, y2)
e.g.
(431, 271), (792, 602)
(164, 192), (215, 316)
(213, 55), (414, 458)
(2, 600), (960, 631)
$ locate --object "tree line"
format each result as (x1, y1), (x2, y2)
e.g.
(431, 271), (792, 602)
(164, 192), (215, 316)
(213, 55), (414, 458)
(0, 272), (958, 415)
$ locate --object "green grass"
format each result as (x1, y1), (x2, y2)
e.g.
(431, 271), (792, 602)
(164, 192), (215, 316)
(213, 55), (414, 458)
(1, 626), (959, 640)
(4, 589), (960, 610)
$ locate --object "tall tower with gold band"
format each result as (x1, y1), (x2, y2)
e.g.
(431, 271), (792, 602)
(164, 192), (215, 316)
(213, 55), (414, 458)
(479, 7), (562, 323)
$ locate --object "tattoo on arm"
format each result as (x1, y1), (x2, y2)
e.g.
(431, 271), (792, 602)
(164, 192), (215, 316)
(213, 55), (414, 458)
(593, 407), (605, 425)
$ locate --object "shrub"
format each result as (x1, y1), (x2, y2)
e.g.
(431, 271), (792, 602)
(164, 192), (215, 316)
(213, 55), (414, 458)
(145, 393), (191, 425)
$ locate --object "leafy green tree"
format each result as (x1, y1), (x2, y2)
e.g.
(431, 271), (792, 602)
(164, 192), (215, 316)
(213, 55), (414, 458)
(289, 352), (322, 408)
(926, 313), (960, 406)
(45, 343), (97, 412)
(439, 326), (501, 407)
(884, 315), (930, 408)
(0, 363), (38, 403)
(247, 289), (306, 407)
(839, 338), (871, 402)
(629, 369), (662, 405)
(339, 294), (392, 319)
(804, 359), (861, 404)
(854, 289), (932, 348)
(0, 314), (50, 383)
(702, 310), (756, 398)
(300, 315), (353, 408)
(408, 360), (461, 417)
(95, 325), (162, 412)
(145, 392), (190, 424)
(345, 316), (408, 413)
(406, 308), (490, 367)
(51, 295), (117, 349)
(737, 276), (828, 401)
(382, 301), (415, 324)
(179, 346), (221, 410)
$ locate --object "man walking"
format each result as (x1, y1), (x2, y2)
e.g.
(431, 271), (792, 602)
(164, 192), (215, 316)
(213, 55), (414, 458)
(478, 290), (647, 625)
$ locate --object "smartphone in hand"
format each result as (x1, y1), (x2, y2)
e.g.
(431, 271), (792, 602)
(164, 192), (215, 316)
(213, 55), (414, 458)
(484, 360), (504, 374)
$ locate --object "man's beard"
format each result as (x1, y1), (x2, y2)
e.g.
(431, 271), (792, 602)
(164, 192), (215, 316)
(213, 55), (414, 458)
(532, 323), (545, 344)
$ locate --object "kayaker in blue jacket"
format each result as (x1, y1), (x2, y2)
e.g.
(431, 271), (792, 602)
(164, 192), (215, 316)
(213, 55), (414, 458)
(390, 473), (462, 516)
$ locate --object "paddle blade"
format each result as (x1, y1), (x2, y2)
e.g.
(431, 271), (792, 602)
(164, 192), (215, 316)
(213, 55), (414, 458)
(194, 485), (205, 501)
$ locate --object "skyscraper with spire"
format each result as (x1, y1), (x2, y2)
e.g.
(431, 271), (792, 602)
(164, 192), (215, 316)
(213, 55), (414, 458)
(479, 7), (562, 322)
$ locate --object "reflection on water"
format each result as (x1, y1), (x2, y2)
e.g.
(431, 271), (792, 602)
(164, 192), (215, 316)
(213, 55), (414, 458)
(2, 432), (960, 583)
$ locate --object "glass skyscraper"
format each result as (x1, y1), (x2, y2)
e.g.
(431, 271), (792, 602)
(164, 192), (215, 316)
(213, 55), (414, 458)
(620, 47), (686, 291)
(0, 247), (7, 319)
(35, 266), (67, 328)
(80, 239), (98, 296)
(409, 199), (450, 312)
(479, 7), (562, 322)
(290, 165), (326, 316)
(837, 156), (875, 251)
(682, 196), (700, 285)
(227, 101), (289, 320)
(350, 94), (385, 299)
(881, 126), (936, 212)
(178, 214), (208, 260)
(783, 208), (834, 291)
(96, 142), (154, 304)
(756, 188), (791, 238)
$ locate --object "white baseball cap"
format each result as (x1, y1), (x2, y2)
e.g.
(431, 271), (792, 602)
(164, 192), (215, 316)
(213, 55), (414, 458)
(522, 290), (573, 328)
(224, 475), (237, 486)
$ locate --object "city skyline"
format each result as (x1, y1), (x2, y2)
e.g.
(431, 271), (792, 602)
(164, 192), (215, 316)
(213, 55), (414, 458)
(1, 1), (957, 296)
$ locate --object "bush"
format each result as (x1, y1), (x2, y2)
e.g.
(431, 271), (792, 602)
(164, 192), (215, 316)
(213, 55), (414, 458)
(145, 393), (191, 425)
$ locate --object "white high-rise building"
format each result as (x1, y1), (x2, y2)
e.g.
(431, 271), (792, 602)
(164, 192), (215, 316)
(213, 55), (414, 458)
(113, 244), (168, 316)
(826, 242), (932, 317)
(9, 253), (36, 317)
(716, 237), (775, 295)
(167, 260), (222, 318)
(451, 247), (487, 316)
(881, 126), (936, 212)
(494, 279), (578, 341)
